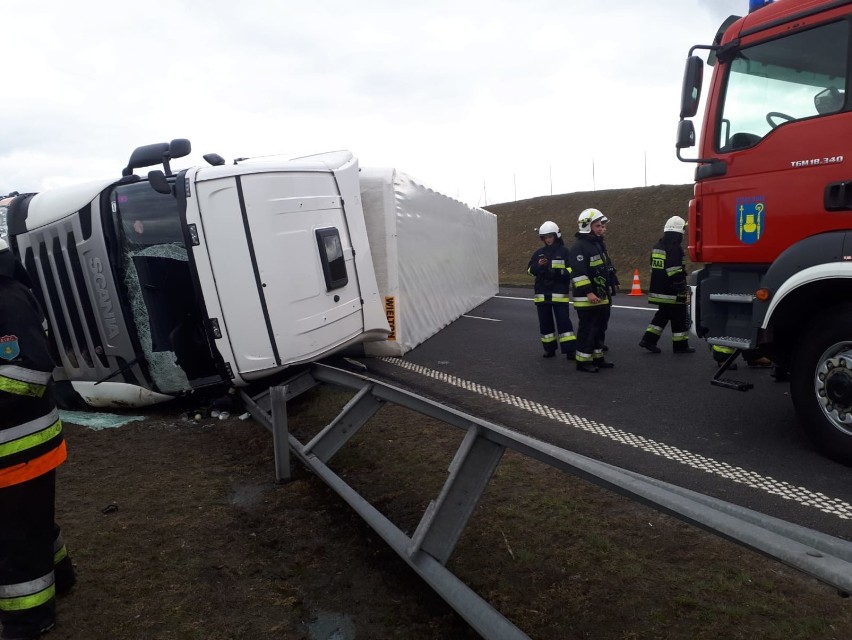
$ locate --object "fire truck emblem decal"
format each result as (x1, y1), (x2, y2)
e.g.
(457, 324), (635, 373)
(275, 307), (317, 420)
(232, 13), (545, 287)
(736, 196), (764, 245)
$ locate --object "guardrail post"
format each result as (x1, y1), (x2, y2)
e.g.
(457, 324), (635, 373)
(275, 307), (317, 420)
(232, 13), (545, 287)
(270, 385), (291, 482)
(408, 425), (505, 565)
(304, 384), (385, 463)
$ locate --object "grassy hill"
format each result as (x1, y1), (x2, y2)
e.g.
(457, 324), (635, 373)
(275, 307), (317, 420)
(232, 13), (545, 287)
(485, 184), (695, 287)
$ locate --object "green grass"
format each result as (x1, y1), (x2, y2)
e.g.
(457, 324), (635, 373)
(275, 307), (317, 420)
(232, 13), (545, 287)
(284, 390), (852, 639)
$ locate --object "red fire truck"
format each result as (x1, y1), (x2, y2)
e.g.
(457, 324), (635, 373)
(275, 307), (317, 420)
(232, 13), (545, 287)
(677, 0), (852, 464)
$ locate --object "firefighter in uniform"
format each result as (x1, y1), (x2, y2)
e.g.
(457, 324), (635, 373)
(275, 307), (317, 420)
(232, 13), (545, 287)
(569, 209), (614, 373)
(639, 216), (696, 354)
(0, 238), (75, 640)
(598, 215), (619, 352)
(527, 221), (576, 359)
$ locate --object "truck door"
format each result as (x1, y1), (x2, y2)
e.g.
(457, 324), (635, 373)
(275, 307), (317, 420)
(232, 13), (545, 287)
(194, 169), (366, 374)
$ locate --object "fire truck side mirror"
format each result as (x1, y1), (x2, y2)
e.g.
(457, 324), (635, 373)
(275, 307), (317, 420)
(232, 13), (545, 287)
(680, 56), (704, 118)
(676, 120), (696, 150)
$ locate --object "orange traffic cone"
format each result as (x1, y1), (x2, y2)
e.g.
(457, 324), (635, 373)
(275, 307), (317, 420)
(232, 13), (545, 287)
(628, 268), (643, 296)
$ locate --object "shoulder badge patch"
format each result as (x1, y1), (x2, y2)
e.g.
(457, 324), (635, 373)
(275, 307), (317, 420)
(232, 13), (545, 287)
(576, 254), (585, 262)
(0, 335), (20, 361)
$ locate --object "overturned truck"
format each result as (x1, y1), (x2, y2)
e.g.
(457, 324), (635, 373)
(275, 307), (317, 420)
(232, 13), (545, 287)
(0, 140), (497, 407)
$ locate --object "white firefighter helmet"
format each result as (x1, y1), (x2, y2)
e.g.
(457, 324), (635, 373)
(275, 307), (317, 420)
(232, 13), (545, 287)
(538, 220), (560, 238)
(664, 215), (687, 234)
(578, 208), (605, 233)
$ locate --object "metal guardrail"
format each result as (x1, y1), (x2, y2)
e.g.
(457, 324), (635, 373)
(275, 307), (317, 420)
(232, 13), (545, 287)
(241, 362), (852, 640)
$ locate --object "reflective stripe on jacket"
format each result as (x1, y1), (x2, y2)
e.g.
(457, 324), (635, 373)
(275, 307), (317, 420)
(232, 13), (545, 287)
(568, 234), (610, 308)
(0, 277), (65, 483)
(527, 241), (572, 303)
(647, 235), (687, 305)
(0, 365), (51, 397)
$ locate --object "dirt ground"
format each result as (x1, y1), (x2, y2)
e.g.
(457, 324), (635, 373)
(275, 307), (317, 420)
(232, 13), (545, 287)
(46, 393), (480, 640)
(27, 385), (852, 640)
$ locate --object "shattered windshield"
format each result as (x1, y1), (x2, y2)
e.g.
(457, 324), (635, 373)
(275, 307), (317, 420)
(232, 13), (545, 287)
(111, 182), (218, 393)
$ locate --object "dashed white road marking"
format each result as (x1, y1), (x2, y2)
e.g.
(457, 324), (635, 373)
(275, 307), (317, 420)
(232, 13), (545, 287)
(461, 314), (501, 322)
(382, 357), (852, 521)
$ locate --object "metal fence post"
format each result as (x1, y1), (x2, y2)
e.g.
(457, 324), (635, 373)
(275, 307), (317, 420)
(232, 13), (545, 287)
(270, 385), (291, 482)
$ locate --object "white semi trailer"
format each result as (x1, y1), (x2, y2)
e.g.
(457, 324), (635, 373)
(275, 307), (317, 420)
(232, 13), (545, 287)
(0, 140), (497, 406)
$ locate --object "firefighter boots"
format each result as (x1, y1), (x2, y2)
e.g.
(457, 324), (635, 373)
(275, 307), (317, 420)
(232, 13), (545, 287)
(638, 340), (661, 354)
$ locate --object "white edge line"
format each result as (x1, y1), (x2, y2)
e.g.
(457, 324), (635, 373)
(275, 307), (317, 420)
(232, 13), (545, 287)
(382, 357), (852, 521)
(495, 294), (654, 312)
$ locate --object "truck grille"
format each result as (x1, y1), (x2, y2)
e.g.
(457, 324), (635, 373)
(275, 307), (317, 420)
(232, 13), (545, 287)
(18, 207), (140, 385)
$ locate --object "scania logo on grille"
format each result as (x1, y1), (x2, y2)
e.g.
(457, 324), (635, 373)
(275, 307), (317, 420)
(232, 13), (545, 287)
(89, 257), (120, 340)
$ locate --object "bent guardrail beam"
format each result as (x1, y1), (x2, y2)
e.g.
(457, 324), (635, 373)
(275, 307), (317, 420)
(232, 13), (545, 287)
(241, 362), (852, 640)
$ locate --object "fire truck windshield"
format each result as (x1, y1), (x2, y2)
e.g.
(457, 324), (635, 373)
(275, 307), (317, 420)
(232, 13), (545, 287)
(717, 19), (848, 152)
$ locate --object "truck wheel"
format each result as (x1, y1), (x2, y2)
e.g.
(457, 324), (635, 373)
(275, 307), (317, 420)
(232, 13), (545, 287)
(791, 306), (852, 464)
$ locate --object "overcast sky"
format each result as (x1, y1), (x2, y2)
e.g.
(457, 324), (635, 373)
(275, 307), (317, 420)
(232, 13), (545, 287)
(2, 0), (745, 207)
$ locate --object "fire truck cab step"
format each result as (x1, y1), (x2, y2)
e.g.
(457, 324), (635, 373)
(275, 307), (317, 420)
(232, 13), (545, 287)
(708, 293), (755, 303)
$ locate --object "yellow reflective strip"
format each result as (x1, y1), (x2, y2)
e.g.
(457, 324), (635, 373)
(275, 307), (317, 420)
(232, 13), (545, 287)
(0, 376), (46, 398)
(0, 366), (51, 385)
(54, 545), (68, 564)
(552, 295), (570, 303)
(0, 584), (55, 611)
(0, 420), (62, 458)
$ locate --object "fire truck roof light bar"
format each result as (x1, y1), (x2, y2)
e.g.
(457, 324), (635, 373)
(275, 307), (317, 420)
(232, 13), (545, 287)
(749, 0), (775, 13)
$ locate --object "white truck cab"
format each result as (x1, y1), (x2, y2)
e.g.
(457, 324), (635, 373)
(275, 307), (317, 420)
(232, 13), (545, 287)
(3, 141), (391, 406)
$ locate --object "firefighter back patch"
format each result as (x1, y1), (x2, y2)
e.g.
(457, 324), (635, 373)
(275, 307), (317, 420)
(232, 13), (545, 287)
(0, 335), (20, 361)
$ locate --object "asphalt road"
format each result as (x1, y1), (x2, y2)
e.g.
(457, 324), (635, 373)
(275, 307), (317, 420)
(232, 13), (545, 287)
(362, 287), (852, 541)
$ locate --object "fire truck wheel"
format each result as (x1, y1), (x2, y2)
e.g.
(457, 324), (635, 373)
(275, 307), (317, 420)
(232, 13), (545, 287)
(791, 307), (852, 465)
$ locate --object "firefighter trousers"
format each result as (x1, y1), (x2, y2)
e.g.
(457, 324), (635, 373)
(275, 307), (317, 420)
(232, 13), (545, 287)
(575, 305), (608, 363)
(535, 302), (576, 356)
(0, 470), (74, 639)
(641, 304), (691, 351)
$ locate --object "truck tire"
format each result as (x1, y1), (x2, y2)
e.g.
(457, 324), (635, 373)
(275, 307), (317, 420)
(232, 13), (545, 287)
(790, 306), (852, 465)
